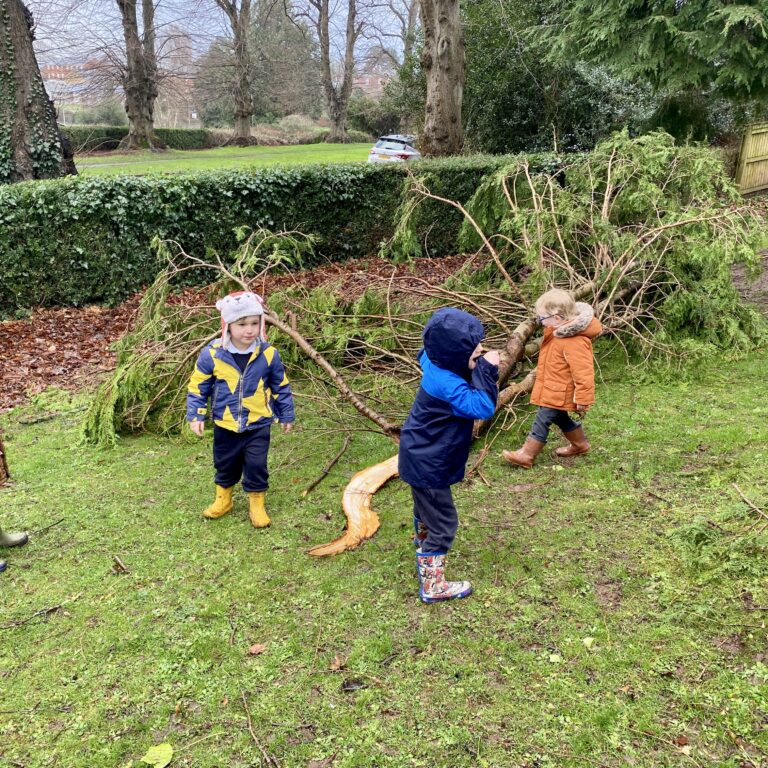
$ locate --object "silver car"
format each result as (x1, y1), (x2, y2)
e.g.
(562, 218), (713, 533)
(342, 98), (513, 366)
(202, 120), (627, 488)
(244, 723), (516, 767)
(367, 134), (421, 163)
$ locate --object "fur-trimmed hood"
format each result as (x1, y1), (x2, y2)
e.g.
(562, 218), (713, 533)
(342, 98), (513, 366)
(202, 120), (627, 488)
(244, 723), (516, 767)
(553, 302), (601, 339)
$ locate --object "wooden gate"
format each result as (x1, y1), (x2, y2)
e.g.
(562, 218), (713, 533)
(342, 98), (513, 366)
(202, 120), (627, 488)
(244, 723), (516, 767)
(735, 122), (768, 194)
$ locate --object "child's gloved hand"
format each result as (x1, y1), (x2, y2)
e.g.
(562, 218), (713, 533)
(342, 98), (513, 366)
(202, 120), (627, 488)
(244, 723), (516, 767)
(281, 423), (294, 434)
(575, 404), (590, 413)
(189, 420), (205, 437)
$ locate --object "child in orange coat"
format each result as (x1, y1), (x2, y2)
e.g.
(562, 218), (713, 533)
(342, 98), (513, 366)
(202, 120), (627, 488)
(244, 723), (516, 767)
(502, 289), (601, 469)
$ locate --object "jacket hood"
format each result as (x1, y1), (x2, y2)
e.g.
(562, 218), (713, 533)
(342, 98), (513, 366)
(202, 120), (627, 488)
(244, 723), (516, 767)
(422, 308), (485, 376)
(554, 302), (602, 339)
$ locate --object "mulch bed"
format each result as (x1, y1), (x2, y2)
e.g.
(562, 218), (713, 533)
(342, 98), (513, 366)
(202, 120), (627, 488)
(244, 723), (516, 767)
(0, 254), (482, 413)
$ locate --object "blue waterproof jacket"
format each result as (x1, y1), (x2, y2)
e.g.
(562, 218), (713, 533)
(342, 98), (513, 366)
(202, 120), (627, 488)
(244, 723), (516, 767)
(398, 308), (498, 488)
(186, 340), (295, 432)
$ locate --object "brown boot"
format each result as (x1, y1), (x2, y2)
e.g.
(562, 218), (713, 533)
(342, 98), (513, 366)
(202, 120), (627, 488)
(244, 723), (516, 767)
(501, 437), (545, 469)
(555, 427), (590, 457)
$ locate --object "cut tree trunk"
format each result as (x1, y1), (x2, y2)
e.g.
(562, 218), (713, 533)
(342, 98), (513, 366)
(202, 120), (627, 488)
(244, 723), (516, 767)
(0, 0), (77, 182)
(419, 0), (464, 156)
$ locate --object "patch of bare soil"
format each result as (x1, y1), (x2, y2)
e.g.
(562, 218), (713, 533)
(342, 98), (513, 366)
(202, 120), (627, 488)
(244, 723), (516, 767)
(0, 254), (482, 413)
(594, 577), (623, 610)
(732, 250), (768, 311)
(732, 194), (768, 311)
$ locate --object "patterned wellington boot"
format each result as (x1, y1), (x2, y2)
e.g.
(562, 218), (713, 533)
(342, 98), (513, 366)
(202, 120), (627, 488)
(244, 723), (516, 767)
(248, 492), (271, 528)
(416, 550), (472, 603)
(0, 559), (6, 573)
(202, 485), (234, 519)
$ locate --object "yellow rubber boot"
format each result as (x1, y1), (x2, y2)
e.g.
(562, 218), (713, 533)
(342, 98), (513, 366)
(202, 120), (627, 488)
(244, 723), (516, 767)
(248, 492), (270, 528)
(202, 485), (234, 519)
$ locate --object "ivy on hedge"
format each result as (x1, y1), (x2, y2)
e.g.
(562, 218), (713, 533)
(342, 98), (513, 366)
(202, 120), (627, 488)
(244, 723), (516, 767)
(0, 154), (556, 314)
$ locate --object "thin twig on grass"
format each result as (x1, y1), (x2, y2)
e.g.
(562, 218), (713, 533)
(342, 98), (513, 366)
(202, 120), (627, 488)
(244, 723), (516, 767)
(228, 605), (238, 646)
(32, 518), (65, 535)
(241, 691), (280, 768)
(302, 434), (351, 497)
(733, 483), (768, 522)
(1, 593), (82, 629)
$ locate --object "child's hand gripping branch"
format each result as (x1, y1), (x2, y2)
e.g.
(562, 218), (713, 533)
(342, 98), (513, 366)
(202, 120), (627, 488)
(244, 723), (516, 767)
(186, 291), (296, 529)
(398, 308), (500, 604)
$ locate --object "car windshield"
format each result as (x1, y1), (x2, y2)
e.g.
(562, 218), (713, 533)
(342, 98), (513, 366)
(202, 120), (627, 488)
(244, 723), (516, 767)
(375, 140), (409, 151)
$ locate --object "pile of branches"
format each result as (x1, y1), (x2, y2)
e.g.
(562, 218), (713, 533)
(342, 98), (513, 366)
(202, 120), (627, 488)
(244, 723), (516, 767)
(83, 131), (766, 451)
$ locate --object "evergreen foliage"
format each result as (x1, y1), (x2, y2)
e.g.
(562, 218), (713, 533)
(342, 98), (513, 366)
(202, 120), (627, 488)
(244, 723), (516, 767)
(462, 0), (655, 153)
(546, 0), (768, 105)
(403, 131), (767, 358)
(0, 156), (509, 315)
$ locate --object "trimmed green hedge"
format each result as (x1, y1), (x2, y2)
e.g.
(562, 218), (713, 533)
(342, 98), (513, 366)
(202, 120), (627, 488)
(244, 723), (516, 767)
(0, 155), (556, 314)
(61, 126), (221, 153)
(62, 125), (128, 153)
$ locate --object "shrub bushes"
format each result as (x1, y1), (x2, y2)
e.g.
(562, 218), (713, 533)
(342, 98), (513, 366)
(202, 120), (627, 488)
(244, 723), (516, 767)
(61, 126), (223, 153)
(0, 156), (549, 314)
(62, 125), (128, 153)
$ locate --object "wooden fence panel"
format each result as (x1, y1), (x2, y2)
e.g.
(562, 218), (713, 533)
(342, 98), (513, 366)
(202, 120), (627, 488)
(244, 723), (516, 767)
(736, 122), (768, 194)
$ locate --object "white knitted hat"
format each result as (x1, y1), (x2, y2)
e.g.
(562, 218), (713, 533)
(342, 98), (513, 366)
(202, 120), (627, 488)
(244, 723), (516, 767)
(216, 291), (265, 345)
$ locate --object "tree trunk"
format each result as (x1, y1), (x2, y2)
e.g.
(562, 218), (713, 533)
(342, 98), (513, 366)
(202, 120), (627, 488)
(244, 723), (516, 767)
(419, 0), (464, 156)
(317, 0), (358, 143)
(216, 0), (256, 146)
(0, 0), (77, 183)
(117, 0), (165, 150)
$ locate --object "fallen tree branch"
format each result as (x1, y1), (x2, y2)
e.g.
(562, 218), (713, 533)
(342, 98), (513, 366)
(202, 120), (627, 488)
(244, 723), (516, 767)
(265, 311), (400, 437)
(308, 454), (399, 557)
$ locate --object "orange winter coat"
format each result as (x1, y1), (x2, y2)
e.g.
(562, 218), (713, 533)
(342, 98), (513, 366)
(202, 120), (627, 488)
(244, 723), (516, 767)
(530, 303), (602, 410)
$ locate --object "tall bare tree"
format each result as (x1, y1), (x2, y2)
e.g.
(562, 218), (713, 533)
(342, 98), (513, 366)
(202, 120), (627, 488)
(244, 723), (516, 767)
(294, 0), (364, 142)
(368, 0), (418, 69)
(0, 0), (76, 182)
(213, 0), (256, 144)
(419, 0), (463, 155)
(116, 0), (164, 148)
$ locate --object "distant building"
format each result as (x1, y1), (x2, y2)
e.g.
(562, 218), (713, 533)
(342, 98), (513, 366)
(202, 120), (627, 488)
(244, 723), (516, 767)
(352, 74), (391, 99)
(41, 62), (102, 123)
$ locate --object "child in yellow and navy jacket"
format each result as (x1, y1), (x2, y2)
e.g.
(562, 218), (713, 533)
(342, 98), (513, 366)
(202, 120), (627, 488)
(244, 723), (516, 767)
(187, 291), (295, 528)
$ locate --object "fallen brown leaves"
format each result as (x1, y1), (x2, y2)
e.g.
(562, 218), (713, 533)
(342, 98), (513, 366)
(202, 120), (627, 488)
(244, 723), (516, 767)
(0, 254), (478, 414)
(0, 299), (140, 413)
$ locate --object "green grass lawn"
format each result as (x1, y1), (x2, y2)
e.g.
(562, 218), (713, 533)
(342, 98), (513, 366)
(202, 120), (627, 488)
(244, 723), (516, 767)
(1, 350), (767, 767)
(74, 143), (372, 176)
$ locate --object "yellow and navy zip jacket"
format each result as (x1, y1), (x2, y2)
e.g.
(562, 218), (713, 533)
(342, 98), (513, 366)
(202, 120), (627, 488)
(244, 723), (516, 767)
(186, 341), (295, 432)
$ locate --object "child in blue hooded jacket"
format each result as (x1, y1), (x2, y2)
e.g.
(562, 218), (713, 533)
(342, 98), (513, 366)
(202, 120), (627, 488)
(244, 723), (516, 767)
(398, 308), (499, 603)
